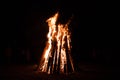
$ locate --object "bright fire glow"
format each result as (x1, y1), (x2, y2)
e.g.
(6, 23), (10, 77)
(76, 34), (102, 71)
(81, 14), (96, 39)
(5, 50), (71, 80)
(38, 12), (74, 74)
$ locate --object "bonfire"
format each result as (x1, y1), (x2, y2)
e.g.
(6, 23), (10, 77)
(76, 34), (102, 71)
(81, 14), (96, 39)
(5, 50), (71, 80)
(37, 12), (74, 74)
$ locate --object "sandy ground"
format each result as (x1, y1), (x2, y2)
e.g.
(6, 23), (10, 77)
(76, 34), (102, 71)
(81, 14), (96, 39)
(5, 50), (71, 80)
(0, 63), (114, 80)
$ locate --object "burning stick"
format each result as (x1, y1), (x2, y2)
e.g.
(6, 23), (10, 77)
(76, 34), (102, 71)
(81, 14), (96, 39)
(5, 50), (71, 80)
(38, 12), (74, 74)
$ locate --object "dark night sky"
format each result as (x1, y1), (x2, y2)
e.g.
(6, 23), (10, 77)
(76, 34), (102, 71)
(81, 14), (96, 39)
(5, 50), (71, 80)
(1, 0), (118, 65)
(1, 0), (96, 47)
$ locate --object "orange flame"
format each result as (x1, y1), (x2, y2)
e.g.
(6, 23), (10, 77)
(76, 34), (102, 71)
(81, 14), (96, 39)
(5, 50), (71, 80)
(38, 12), (74, 74)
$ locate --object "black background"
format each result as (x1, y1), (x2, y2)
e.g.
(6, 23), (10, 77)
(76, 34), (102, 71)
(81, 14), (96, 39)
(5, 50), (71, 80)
(0, 0), (118, 66)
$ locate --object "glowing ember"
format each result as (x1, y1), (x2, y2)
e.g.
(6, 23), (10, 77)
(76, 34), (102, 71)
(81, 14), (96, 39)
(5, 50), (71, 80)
(38, 12), (74, 74)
